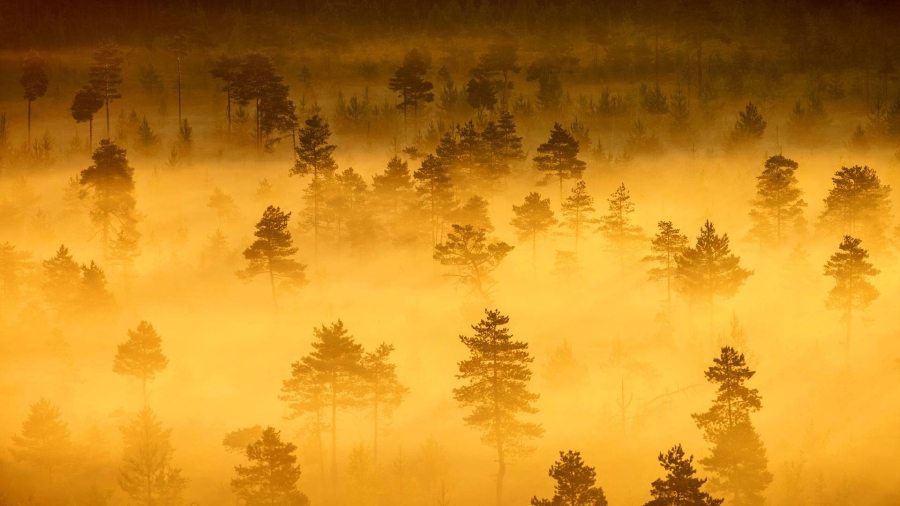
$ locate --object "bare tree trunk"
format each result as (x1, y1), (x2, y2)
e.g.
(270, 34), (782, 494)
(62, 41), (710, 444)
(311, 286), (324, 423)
(26, 99), (31, 148)
(269, 266), (278, 314)
(496, 441), (505, 506)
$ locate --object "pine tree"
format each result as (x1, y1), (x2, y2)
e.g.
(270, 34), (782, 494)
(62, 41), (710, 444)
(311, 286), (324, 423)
(234, 52), (287, 148)
(164, 31), (191, 124)
(237, 206), (307, 311)
(560, 181), (598, 259)
(79, 260), (115, 312)
(474, 43), (522, 109)
(361, 343), (409, 463)
(222, 425), (265, 455)
(597, 183), (645, 274)
(534, 123), (587, 202)
(20, 51), (48, 146)
(433, 225), (514, 299)
(727, 102), (767, 147)
(280, 361), (329, 487)
(78, 139), (138, 259)
(113, 320), (169, 406)
(454, 309), (543, 506)
(691, 347), (772, 506)
(329, 167), (369, 252)
(449, 195), (493, 232)
(818, 165), (893, 245)
(88, 41), (125, 138)
(643, 221), (689, 309)
(479, 121), (513, 193)
(71, 85), (104, 151)
(0, 242), (32, 305)
(511, 192), (557, 271)
(11, 398), (71, 483)
(290, 320), (364, 491)
(119, 408), (186, 506)
(388, 49), (435, 135)
(495, 111), (525, 162)
(675, 221), (753, 333)
(42, 244), (81, 315)
(231, 427), (308, 506)
(209, 55), (242, 132)
(747, 155), (806, 247)
(531, 451), (608, 506)
(290, 114), (338, 257)
(466, 77), (497, 115)
(414, 154), (455, 246)
(824, 236), (880, 348)
(208, 187), (239, 225)
(372, 155), (415, 216)
(644, 445), (723, 506)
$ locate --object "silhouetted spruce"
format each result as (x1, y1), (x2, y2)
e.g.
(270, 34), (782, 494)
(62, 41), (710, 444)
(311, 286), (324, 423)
(644, 444), (722, 506)
(560, 181), (597, 259)
(454, 309), (543, 506)
(643, 221), (689, 309)
(597, 183), (645, 274)
(433, 224), (514, 299)
(511, 192), (557, 272)
(237, 206), (307, 311)
(531, 451), (608, 506)
(11, 397), (71, 483)
(414, 154), (455, 246)
(118, 408), (186, 506)
(113, 320), (169, 406)
(360, 343), (409, 463)
(692, 347), (771, 506)
(290, 114), (338, 257)
(388, 49), (434, 135)
(747, 155), (806, 247)
(824, 235), (880, 348)
(534, 123), (587, 202)
(88, 41), (124, 138)
(42, 244), (81, 316)
(231, 427), (308, 506)
(20, 51), (48, 145)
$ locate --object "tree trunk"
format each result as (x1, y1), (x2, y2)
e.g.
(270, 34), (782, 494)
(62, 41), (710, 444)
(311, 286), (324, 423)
(105, 95), (111, 139)
(373, 395), (379, 464)
(177, 57), (182, 125)
(142, 375), (147, 407)
(331, 387), (337, 492)
(496, 442), (506, 506)
(89, 118), (93, 152)
(268, 264), (278, 314)
(27, 99), (32, 148)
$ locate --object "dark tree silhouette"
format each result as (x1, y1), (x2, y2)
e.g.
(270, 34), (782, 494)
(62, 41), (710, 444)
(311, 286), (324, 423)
(644, 445), (723, 506)
(42, 244), (81, 315)
(511, 192), (557, 271)
(234, 52), (288, 148)
(222, 425), (264, 455)
(208, 187), (239, 225)
(231, 427), (308, 506)
(495, 111), (525, 161)
(388, 49), (434, 135)
(361, 343), (409, 463)
(747, 155), (806, 247)
(692, 347), (771, 506)
(290, 114), (338, 257)
(372, 155), (415, 217)
(727, 102), (767, 147)
(531, 451), (608, 506)
(71, 85), (104, 150)
(11, 397), (70, 483)
(454, 309), (543, 506)
(78, 260), (115, 312)
(20, 51), (48, 145)
(560, 181), (597, 258)
(88, 41), (125, 138)
(450, 195), (494, 233)
(164, 31), (191, 124)
(209, 55), (242, 132)
(78, 140), (138, 259)
(237, 206), (307, 312)
(474, 43), (522, 109)
(597, 183), (644, 274)
(818, 165), (893, 244)
(288, 320), (364, 491)
(119, 408), (186, 506)
(414, 154), (455, 246)
(534, 123), (587, 202)
(675, 221), (753, 333)
(433, 224), (514, 299)
(644, 221), (689, 309)
(113, 320), (169, 406)
(824, 235), (880, 348)
(466, 77), (497, 115)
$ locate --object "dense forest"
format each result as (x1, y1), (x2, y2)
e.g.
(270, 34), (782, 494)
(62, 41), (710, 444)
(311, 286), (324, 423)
(1, 1), (899, 505)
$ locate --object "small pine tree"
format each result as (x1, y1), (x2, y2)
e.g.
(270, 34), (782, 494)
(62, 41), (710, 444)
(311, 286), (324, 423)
(231, 427), (308, 506)
(113, 320), (169, 406)
(818, 165), (893, 245)
(644, 445), (723, 506)
(414, 154), (455, 246)
(747, 155), (807, 247)
(597, 183), (644, 274)
(727, 102), (766, 148)
(20, 51), (48, 145)
(78, 260), (115, 312)
(11, 397), (71, 483)
(433, 224), (514, 299)
(88, 41), (125, 138)
(454, 309), (543, 506)
(449, 195), (493, 232)
(361, 343), (409, 463)
(42, 244), (81, 315)
(531, 451), (608, 506)
(510, 192), (557, 271)
(824, 236), (880, 348)
(534, 123), (587, 202)
(71, 86), (104, 150)
(79, 139), (138, 260)
(237, 206), (307, 311)
(643, 221), (689, 309)
(119, 408), (186, 506)
(560, 181), (598, 258)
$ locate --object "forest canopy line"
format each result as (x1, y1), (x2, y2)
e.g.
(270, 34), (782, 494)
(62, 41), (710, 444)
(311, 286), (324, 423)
(1, 1), (900, 506)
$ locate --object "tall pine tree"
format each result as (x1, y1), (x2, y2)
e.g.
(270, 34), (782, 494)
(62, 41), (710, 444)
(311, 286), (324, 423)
(644, 444), (722, 506)
(231, 427), (308, 506)
(747, 155), (806, 247)
(237, 206), (307, 312)
(534, 123), (587, 202)
(824, 235), (880, 348)
(510, 192), (557, 272)
(113, 320), (169, 406)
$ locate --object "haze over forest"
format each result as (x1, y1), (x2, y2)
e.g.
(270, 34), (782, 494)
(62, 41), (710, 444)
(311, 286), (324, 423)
(1, 1), (899, 506)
